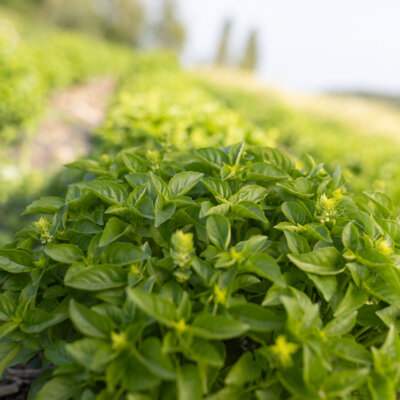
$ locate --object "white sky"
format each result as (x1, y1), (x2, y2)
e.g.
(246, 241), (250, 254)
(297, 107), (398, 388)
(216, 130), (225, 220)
(174, 0), (400, 93)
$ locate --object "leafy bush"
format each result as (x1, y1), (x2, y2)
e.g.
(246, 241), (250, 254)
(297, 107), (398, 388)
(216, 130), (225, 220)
(2, 141), (400, 399)
(28, 31), (137, 91)
(0, 10), (151, 147)
(96, 70), (265, 152)
(0, 10), (179, 241)
(0, 25), (44, 143)
(0, 14), (176, 212)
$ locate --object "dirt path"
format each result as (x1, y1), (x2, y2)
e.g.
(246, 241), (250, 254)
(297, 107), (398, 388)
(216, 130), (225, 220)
(28, 76), (115, 170)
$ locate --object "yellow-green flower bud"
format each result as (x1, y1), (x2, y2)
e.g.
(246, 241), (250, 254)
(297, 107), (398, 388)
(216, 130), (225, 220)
(171, 230), (194, 267)
(214, 284), (227, 304)
(34, 217), (52, 244)
(147, 150), (161, 168)
(111, 331), (127, 350)
(174, 318), (187, 334)
(376, 238), (393, 256)
(320, 194), (337, 212)
(230, 248), (244, 263)
(270, 335), (298, 366)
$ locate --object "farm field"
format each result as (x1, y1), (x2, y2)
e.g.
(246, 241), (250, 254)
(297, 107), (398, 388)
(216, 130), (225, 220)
(197, 69), (400, 205)
(2, 6), (400, 400)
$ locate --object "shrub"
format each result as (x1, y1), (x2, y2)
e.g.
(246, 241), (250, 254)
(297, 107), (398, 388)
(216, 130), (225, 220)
(0, 26), (44, 143)
(1, 141), (400, 399)
(96, 70), (265, 153)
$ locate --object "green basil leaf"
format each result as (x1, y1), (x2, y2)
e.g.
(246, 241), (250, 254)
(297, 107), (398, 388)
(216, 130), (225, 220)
(342, 222), (360, 253)
(202, 177), (232, 200)
(136, 337), (176, 380)
(127, 288), (177, 326)
(44, 244), (83, 264)
(323, 368), (369, 398)
(281, 201), (308, 225)
(324, 310), (357, 336)
(277, 177), (314, 198)
(191, 313), (248, 339)
(178, 364), (202, 400)
(0, 294), (16, 320)
(308, 274), (337, 302)
(66, 338), (113, 372)
(82, 180), (128, 205)
(225, 352), (261, 386)
(65, 264), (127, 291)
(243, 253), (286, 287)
(0, 249), (32, 273)
(245, 162), (289, 182)
(229, 303), (284, 332)
(195, 147), (229, 169)
(184, 338), (224, 368)
(23, 196), (65, 215)
(102, 242), (149, 265)
(99, 217), (130, 247)
(155, 194), (176, 227)
(69, 299), (114, 338)
(21, 308), (68, 333)
(206, 214), (231, 250)
(231, 201), (268, 223)
(36, 377), (77, 400)
(288, 247), (344, 275)
(169, 171), (204, 197)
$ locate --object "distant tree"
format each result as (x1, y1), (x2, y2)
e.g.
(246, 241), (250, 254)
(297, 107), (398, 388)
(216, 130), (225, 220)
(41, 0), (145, 46)
(43, 0), (100, 33)
(215, 19), (232, 67)
(100, 0), (145, 45)
(2, 0), (44, 13)
(154, 0), (186, 53)
(240, 29), (259, 72)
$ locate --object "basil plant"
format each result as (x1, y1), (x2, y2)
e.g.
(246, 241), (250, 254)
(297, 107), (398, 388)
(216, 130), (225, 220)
(1, 142), (400, 399)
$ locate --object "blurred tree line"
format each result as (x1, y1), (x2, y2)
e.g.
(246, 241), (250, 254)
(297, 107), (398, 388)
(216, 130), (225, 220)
(215, 19), (260, 73)
(1, 0), (186, 52)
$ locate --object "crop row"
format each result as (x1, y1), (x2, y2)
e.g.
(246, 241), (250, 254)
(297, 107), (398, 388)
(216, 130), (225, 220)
(0, 13), (171, 219)
(200, 82), (400, 206)
(94, 68), (267, 153)
(2, 140), (400, 399)
(0, 22), (135, 145)
(1, 50), (400, 399)
(2, 13), (400, 398)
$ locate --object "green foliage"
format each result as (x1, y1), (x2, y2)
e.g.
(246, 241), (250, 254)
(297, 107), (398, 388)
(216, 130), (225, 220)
(201, 81), (400, 207)
(0, 24), (44, 143)
(0, 20), (135, 145)
(2, 141), (400, 398)
(3, 0), (146, 46)
(96, 69), (263, 152)
(0, 13), (169, 213)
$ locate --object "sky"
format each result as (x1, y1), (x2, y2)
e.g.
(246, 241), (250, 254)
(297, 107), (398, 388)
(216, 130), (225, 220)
(174, 0), (400, 93)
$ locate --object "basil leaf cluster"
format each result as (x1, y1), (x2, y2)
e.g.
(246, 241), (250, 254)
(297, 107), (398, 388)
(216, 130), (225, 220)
(2, 141), (400, 399)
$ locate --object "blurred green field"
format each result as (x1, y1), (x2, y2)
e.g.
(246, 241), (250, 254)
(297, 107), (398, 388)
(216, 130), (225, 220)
(196, 69), (400, 205)
(3, 6), (400, 399)
(2, 7), (400, 245)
